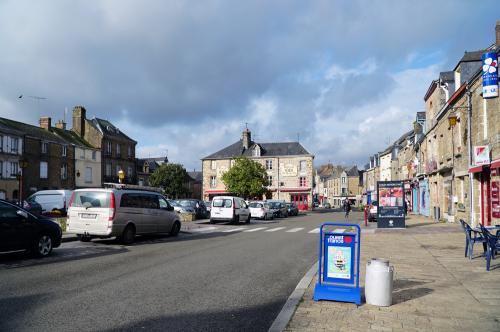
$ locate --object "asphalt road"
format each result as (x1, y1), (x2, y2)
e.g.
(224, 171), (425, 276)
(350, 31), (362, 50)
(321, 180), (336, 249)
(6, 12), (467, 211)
(0, 210), (362, 332)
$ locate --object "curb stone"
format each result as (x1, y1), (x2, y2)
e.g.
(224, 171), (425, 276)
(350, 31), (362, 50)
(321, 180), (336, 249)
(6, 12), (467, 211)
(268, 261), (318, 332)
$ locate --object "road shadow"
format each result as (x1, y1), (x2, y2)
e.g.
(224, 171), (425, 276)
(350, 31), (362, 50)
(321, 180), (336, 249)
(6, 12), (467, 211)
(101, 299), (285, 332)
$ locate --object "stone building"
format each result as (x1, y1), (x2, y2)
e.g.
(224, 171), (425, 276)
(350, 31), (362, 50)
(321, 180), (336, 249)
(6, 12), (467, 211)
(201, 128), (314, 210)
(71, 106), (137, 184)
(325, 166), (362, 207)
(362, 154), (380, 204)
(0, 117), (76, 199)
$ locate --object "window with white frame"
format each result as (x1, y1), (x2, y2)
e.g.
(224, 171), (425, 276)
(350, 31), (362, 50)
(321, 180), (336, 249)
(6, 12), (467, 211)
(105, 163), (112, 176)
(10, 137), (19, 154)
(211, 160), (217, 170)
(61, 163), (68, 180)
(266, 159), (273, 170)
(106, 141), (112, 155)
(41, 142), (48, 154)
(299, 176), (306, 187)
(85, 167), (92, 183)
(252, 146), (260, 157)
(116, 143), (121, 157)
(62, 145), (67, 157)
(341, 176), (346, 184)
(267, 175), (273, 186)
(210, 176), (217, 188)
(92, 151), (97, 160)
(40, 162), (48, 179)
(299, 160), (307, 172)
(10, 162), (18, 178)
(127, 166), (133, 178)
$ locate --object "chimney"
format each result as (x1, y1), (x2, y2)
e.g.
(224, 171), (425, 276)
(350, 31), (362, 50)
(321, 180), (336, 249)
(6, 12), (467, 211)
(242, 128), (251, 149)
(496, 21), (500, 47)
(55, 120), (66, 130)
(39, 116), (51, 130)
(72, 106), (86, 138)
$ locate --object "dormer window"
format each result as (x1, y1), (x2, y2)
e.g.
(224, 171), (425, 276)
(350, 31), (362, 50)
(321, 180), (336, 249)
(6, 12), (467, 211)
(252, 145), (260, 157)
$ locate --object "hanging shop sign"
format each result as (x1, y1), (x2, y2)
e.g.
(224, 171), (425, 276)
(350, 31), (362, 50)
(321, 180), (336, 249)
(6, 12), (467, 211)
(474, 145), (490, 166)
(482, 51), (498, 98)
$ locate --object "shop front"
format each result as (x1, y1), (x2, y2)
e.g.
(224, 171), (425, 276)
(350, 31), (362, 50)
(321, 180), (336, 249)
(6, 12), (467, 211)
(470, 159), (500, 226)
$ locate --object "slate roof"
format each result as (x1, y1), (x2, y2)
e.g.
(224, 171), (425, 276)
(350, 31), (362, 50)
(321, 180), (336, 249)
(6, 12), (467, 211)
(92, 118), (136, 143)
(453, 49), (487, 71)
(0, 117), (67, 144)
(439, 71), (454, 82)
(345, 165), (359, 177)
(51, 127), (96, 148)
(136, 158), (161, 173)
(203, 140), (312, 159)
(188, 171), (202, 182)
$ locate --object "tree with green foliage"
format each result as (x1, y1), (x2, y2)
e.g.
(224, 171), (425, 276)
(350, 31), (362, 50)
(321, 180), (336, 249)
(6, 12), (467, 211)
(149, 163), (189, 198)
(221, 157), (268, 199)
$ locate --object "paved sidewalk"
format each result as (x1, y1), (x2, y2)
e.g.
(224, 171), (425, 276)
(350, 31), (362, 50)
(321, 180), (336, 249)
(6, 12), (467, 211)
(285, 216), (500, 332)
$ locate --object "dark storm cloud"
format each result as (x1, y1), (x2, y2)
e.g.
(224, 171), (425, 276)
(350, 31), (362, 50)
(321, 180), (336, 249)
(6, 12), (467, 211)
(0, 0), (498, 169)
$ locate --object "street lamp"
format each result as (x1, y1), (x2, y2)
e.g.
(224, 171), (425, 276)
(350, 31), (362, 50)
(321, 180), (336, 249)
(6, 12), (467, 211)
(118, 169), (125, 184)
(448, 113), (458, 216)
(17, 159), (29, 206)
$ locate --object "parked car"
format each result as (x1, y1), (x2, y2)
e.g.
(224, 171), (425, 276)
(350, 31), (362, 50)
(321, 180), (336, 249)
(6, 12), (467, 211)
(286, 202), (299, 216)
(27, 190), (73, 216)
(210, 196), (250, 224)
(204, 201), (211, 212)
(268, 201), (288, 218)
(313, 202), (319, 208)
(168, 200), (195, 214)
(323, 202), (331, 209)
(0, 199), (62, 257)
(67, 188), (181, 244)
(23, 200), (43, 216)
(248, 201), (274, 220)
(177, 199), (209, 219)
(368, 200), (378, 222)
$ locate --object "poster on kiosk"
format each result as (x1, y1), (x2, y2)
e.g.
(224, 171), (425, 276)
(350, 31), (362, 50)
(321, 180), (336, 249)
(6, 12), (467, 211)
(377, 181), (406, 228)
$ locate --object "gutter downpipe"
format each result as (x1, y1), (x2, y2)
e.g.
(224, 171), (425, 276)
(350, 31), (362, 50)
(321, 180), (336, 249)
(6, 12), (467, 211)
(467, 86), (474, 226)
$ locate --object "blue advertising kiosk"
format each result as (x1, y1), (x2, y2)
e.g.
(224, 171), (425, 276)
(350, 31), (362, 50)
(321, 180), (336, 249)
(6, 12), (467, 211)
(313, 223), (361, 305)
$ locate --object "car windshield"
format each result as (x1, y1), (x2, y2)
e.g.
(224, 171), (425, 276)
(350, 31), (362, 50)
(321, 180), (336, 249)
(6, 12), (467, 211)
(249, 202), (262, 208)
(169, 200), (180, 207)
(213, 199), (232, 208)
(271, 202), (281, 208)
(178, 200), (195, 207)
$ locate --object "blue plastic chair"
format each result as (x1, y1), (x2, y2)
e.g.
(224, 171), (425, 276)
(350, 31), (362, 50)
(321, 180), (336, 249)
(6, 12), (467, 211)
(462, 220), (486, 260)
(459, 220), (469, 257)
(480, 224), (500, 271)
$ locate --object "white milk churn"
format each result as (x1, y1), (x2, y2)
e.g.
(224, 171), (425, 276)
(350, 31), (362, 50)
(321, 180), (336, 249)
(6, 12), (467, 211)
(365, 258), (393, 306)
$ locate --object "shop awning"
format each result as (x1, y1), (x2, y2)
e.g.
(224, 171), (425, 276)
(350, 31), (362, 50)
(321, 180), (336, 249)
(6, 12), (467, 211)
(468, 166), (483, 173)
(491, 160), (500, 169)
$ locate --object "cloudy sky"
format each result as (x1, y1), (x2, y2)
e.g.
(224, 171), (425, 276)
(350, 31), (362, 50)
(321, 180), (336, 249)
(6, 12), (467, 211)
(0, 1), (498, 170)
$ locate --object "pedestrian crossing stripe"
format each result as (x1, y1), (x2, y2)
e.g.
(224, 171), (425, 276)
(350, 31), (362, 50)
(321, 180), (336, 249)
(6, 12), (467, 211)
(265, 227), (286, 232)
(222, 227), (248, 232)
(286, 227), (304, 233)
(189, 226), (218, 232)
(244, 227), (268, 232)
(308, 228), (320, 233)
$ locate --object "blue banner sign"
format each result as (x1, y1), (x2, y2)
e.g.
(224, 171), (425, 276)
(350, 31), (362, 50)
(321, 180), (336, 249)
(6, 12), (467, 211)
(314, 223), (361, 305)
(482, 51), (498, 98)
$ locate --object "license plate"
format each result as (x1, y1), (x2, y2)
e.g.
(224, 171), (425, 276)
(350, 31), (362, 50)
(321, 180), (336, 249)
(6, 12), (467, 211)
(80, 213), (97, 219)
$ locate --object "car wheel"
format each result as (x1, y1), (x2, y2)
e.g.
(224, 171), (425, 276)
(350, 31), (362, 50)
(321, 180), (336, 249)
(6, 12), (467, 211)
(170, 221), (180, 237)
(121, 225), (136, 245)
(77, 234), (91, 242)
(232, 215), (240, 224)
(245, 214), (251, 224)
(209, 218), (215, 224)
(33, 234), (53, 257)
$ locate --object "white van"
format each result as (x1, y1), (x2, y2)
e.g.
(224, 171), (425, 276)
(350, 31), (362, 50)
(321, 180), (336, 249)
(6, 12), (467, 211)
(27, 190), (73, 216)
(210, 196), (250, 224)
(67, 188), (181, 244)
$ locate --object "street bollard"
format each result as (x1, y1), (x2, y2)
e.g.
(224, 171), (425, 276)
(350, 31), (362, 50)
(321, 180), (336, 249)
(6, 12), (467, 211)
(364, 206), (368, 227)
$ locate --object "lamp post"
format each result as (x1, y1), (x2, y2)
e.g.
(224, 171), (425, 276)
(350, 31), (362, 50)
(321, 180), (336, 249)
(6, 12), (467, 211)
(17, 159), (29, 206)
(448, 114), (457, 216)
(118, 169), (125, 184)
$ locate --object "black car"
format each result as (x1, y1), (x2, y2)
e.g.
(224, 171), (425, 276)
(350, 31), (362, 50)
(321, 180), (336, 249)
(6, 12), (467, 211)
(0, 199), (62, 257)
(177, 199), (210, 219)
(286, 203), (299, 216)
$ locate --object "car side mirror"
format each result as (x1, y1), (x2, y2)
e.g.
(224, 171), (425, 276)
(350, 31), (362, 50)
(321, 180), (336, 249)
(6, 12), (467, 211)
(17, 210), (29, 219)
(167, 205), (174, 211)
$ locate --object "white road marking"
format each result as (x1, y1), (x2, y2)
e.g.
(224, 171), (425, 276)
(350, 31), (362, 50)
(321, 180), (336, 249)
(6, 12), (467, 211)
(189, 226), (218, 232)
(265, 227), (286, 232)
(244, 227), (268, 232)
(222, 227), (248, 233)
(308, 228), (320, 233)
(286, 227), (304, 233)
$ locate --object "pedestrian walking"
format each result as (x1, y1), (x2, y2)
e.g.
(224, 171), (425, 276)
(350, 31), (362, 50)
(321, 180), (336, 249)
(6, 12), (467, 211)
(343, 199), (352, 219)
